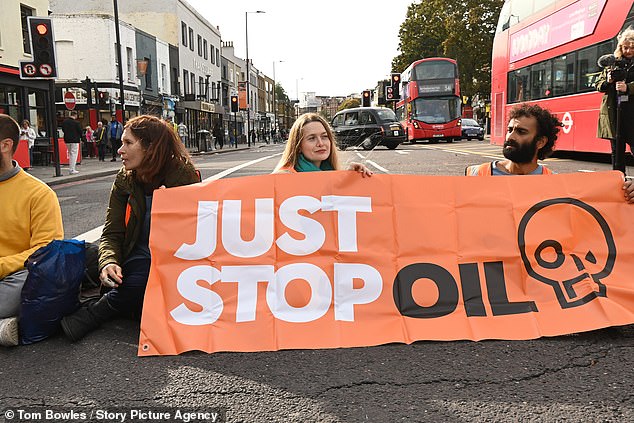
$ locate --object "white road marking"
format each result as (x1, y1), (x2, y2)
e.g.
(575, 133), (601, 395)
(366, 160), (390, 173)
(203, 153), (281, 181)
(396, 150), (410, 155)
(74, 225), (104, 243)
(74, 154), (282, 243)
(356, 152), (366, 159)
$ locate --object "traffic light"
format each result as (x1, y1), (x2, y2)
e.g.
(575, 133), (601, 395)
(230, 95), (239, 113)
(82, 77), (93, 106)
(362, 90), (371, 107)
(391, 73), (401, 99)
(386, 86), (395, 101)
(19, 17), (58, 79)
(97, 91), (109, 107)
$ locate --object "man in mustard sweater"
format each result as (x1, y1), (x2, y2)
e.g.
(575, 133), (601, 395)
(0, 114), (64, 347)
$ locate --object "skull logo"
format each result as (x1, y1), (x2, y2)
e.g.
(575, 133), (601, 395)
(518, 198), (616, 309)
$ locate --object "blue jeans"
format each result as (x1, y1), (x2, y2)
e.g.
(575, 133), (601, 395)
(105, 259), (151, 318)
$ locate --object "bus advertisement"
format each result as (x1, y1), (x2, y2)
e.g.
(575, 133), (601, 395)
(491, 0), (634, 154)
(396, 58), (463, 143)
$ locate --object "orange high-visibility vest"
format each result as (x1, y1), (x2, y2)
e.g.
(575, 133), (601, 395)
(465, 162), (553, 176)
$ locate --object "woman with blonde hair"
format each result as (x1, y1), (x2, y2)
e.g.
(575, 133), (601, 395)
(597, 26), (634, 171)
(273, 112), (372, 176)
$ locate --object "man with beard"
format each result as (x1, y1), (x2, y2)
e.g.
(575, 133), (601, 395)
(466, 104), (559, 176)
(0, 114), (64, 347)
(466, 104), (634, 204)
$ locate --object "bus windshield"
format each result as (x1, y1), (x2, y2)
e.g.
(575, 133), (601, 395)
(411, 97), (462, 124)
(413, 61), (456, 80)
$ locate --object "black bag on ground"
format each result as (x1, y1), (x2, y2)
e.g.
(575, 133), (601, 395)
(19, 240), (85, 344)
(82, 241), (100, 290)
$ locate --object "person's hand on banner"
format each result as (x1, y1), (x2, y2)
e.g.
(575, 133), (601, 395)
(624, 176), (634, 204)
(347, 162), (373, 178)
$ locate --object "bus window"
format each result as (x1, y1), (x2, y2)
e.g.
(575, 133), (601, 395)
(530, 61), (552, 99)
(413, 61), (456, 80)
(552, 53), (576, 96)
(577, 41), (613, 92)
(508, 67), (530, 103)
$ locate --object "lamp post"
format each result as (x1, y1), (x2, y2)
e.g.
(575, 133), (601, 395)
(273, 60), (283, 139)
(113, 0), (126, 123)
(245, 10), (265, 147)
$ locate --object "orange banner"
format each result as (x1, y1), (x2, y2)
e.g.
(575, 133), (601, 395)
(138, 171), (634, 356)
(238, 81), (247, 110)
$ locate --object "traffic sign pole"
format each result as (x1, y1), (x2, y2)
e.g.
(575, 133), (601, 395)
(49, 80), (61, 177)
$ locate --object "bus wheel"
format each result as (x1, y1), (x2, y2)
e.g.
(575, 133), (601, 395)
(447, 138), (453, 143)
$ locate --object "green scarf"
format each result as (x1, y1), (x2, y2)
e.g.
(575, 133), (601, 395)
(294, 153), (334, 172)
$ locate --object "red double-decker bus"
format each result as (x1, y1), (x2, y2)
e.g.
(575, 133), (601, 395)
(491, 0), (634, 153)
(395, 58), (462, 143)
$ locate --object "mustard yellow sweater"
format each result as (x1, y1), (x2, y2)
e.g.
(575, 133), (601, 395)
(0, 167), (64, 279)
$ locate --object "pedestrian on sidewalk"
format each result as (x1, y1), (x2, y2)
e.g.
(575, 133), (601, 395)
(107, 116), (123, 162)
(60, 115), (201, 342)
(0, 114), (64, 347)
(61, 112), (82, 175)
(84, 125), (96, 158)
(19, 120), (36, 167)
(94, 121), (107, 161)
(177, 121), (188, 144)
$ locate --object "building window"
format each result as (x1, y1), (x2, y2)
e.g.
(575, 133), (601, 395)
(183, 69), (189, 94)
(188, 28), (194, 51)
(144, 57), (152, 89)
(172, 67), (179, 95)
(216, 48), (220, 67)
(203, 39), (208, 60)
(161, 63), (167, 93)
(21, 5), (34, 54)
(210, 44), (215, 64)
(126, 47), (133, 81)
(197, 35), (202, 56)
(191, 73), (196, 95)
(181, 22), (187, 46)
(199, 76), (204, 98)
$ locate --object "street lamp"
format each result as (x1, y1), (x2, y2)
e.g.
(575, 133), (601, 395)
(273, 60), (284, 138)
(245, 10), (265, 147)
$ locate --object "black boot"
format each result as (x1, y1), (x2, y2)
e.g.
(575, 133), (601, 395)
(60, 296), (117, 342)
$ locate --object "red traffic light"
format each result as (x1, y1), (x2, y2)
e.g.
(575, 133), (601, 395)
(363, 91), (370, 98)
(36, 23), (49, 35)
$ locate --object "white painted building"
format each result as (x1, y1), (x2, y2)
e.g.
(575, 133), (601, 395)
(50, 14), (140, 122)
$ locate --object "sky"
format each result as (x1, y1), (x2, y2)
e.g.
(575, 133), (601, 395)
(185, 0), (414, 99)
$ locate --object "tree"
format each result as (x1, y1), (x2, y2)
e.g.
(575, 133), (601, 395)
(392, 0), (501, 99)
(337, 98), (360, 112)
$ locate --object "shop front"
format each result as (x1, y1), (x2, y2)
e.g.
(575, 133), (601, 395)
(179, 100), (224, 153)
(0, 64), (52, 169)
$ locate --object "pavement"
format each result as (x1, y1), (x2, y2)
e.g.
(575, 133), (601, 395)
(26, 144), (252, 187)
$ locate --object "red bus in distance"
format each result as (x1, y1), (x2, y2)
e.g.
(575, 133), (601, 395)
(490, 0), (634, 154)
(395, 58), (462, 143)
